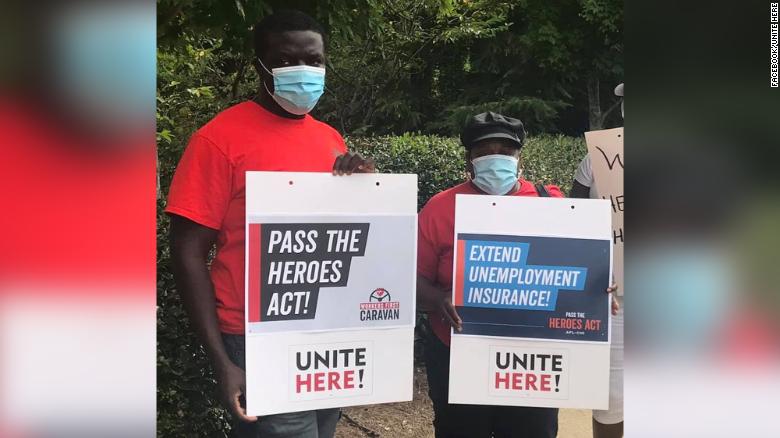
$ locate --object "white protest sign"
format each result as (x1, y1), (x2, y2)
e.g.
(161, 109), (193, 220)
(449, 195), (612, 409)
(585, 127), (624, 293)
(245, 172), (417, 415)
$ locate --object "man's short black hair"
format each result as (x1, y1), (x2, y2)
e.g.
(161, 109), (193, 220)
(253, 9), (327, 59)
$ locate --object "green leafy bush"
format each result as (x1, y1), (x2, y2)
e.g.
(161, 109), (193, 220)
(347, 135), (467, 209)
(157, 204), (232, 437)
(157, 38), (240, 437)
(522, 134), (588, 194)
(347, 133), (586, 208)
(157, 133), (586, 436)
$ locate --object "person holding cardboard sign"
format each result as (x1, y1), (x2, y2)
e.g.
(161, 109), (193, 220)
(571, 82), (624, 438)
(417, 112), (565, 438)
(166, 10), (373, 438)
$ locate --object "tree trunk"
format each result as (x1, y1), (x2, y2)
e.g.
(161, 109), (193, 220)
(587, 75), (602, 130)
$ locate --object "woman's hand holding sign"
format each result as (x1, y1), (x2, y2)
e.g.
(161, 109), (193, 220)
(417, 274), (462, 332)
(438, 293), (463, 333)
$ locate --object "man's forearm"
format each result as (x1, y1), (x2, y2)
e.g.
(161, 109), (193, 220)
(172, 255), (232, 372)
(417, 274), (444, 312)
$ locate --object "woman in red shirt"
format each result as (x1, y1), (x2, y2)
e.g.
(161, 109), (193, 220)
(416, 112), (563, 438)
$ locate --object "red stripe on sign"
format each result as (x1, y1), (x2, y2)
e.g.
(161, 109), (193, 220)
(454, 239), (466, 306)
(248, 224), (262, 322)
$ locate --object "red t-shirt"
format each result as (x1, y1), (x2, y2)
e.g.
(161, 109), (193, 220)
(165, 101), (347, 334)
(417, 179), (564, 346)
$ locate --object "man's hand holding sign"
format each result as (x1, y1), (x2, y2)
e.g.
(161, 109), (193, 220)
(332, 150), (375, 175)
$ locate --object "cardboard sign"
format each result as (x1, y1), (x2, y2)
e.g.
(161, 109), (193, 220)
(585, 127), (624, 293)
(245, 172), (417, 415)
(448, 195), (612, 409)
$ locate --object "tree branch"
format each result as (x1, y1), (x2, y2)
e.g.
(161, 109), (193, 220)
(230, 59), (247, 100)
(599, 97), (622, 125)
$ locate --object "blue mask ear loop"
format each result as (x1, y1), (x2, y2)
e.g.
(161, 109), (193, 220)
(256, 58), (275, 98)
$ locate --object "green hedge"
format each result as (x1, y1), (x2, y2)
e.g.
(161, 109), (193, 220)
(347, 134), (586, 208)
(521, 134), (588, 195)
(157, 133), (586, 437)
(346, 135), (467, 210)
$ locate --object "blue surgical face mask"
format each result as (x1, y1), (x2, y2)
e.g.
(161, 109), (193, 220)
(259, 59), (325, 115)
(471, 154), (520, 195)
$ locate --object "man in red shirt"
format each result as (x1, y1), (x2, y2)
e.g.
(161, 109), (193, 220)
(166, 10), (372, 438)
(417, 112), (563, 438)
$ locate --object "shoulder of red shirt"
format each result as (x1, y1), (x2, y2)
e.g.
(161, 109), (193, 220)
(187, 101), (345, 156)
(309, 117), (346, 148)
(183, 102), (257, 156)
(302, 109), (341, 134)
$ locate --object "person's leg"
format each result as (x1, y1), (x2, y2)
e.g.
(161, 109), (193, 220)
(253, 411), (320, 438)
(222, 334), (324, 438)
(423, 331), (492, 438)
(593, 418), (624, 438)
(492, 406), (558, 438)
(592, 302), (624, 437)
(315, 408), (340, 438)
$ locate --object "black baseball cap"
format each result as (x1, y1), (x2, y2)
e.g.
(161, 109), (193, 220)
(460, 112), (526, 150)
